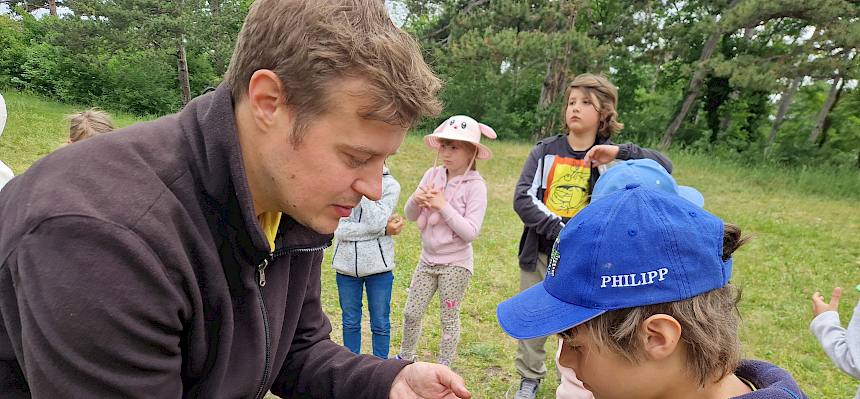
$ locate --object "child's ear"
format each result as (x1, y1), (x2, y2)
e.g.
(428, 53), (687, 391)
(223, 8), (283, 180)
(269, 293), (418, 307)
(640, 314), (682, 360)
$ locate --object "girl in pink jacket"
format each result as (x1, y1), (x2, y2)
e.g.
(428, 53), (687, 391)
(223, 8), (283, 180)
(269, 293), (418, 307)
(396, 115), (495, 366)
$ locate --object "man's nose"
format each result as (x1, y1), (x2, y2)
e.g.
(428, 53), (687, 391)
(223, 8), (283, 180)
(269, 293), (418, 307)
(352, 165), (383, 201)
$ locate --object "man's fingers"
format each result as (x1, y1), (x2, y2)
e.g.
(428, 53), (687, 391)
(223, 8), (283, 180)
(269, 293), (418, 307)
(438, 368), (471, 399)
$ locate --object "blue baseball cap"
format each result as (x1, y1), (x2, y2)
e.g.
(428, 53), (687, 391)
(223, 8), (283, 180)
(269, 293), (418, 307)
(497, 185), (732, 339)
(593, 159), (704, 207)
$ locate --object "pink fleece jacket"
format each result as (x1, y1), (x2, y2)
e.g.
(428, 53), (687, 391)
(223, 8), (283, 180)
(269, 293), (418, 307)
(404, 166), (487, 273)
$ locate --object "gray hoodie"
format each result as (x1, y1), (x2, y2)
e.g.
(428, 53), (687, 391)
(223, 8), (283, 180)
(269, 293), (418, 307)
(0, 93), (13, 191)
(331, 168), (400, 277)
(811, 298), (860, 399)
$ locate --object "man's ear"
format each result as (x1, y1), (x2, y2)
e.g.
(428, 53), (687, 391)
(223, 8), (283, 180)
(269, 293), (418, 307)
(246, 69), (289, 132)
(640, 314), (682, 360)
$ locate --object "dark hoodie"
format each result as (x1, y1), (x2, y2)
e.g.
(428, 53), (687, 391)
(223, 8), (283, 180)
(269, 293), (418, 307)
(734, 360), (809, 399)
(513, 134), (672, 271)
(0, 85), (409, 398)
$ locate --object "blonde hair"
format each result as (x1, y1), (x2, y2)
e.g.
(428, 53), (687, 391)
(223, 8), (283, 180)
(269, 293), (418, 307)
(68, 108), (115, 143)
(224, 0), (443, 142)
(561, 73), (624, 139)
(561, 224), (750, 387)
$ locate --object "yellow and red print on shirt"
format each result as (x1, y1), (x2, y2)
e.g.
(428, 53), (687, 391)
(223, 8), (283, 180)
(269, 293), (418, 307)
(543, 157), (590, 218)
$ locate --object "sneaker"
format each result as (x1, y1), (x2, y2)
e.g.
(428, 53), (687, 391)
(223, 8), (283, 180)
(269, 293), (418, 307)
(512, 378), (540, 399)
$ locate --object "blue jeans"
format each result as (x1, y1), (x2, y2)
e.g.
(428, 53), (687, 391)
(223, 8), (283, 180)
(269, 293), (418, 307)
(335, 271), (394, 359)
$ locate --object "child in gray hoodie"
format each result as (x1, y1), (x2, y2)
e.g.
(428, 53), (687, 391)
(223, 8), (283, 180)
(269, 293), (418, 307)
(331, 166), (402, 359)
(0, 93), (13, 191)
(811, 286), (860, 399)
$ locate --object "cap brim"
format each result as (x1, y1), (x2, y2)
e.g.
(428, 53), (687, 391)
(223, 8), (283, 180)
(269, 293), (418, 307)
(677, 186), (705, 207)
(424, 134), (492, 160)
(496, 282), (604, 340)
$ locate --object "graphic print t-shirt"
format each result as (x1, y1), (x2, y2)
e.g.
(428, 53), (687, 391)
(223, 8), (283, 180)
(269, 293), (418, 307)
(543, 157), (590, 218)
(527, 137), (592, 254)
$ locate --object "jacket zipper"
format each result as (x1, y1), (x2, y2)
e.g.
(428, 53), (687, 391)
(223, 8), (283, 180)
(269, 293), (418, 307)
(252, 241), (330, 399)
(377, 239), (389, 269)
(354, 242), (359, 277)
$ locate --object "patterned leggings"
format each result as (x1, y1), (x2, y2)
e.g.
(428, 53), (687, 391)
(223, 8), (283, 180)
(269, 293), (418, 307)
(398, 261), (472, 365)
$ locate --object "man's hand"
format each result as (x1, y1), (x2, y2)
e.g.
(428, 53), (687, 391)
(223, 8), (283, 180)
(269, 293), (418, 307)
(389, 362), (471, 399)
(583, 144), (620, 167)
(386, 214), (405, 236)
(812, 287), (843, 317)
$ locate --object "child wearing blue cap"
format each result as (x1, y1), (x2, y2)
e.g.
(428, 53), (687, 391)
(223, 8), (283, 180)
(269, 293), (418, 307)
(811, 286), (860, 399)
(497, 179), (809, 398)
(511, 74), (672, 398)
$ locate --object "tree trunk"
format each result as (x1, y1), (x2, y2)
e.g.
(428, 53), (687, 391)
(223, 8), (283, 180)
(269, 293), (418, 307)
(764, 76), (801, 152)
(807, 77), (844, 144)
(535, 2), (578, 140)
(48, 0), (57, 16)
(659, 0), (740, 150)
(177, 34), (192, 107)
(209, 0), (220, 15)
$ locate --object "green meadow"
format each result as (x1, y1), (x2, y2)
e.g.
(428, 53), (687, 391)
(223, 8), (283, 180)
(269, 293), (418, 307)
(2, 90), (858, 398)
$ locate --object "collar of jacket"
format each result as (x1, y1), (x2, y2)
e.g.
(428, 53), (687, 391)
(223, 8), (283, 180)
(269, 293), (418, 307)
(180, 84), (332, 260)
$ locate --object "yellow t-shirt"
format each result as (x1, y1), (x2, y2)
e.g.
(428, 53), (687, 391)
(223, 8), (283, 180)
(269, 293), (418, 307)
(257, 212), (282, 252)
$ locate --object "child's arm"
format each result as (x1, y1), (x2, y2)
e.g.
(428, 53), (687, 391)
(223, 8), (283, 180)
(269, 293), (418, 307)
(810, 287), (860, 379)
(435, 182), (487, 243)
(334, 176), (401, 242)
(584, 144), (673, 173)
(404, 168), (433, 221)
(513, 145), (565, 241)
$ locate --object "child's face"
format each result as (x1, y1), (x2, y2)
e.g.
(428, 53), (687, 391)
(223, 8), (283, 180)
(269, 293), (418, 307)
(565, 88), (602, 137)
(437, 139), (475, 174)
(559, 326), (658, 399)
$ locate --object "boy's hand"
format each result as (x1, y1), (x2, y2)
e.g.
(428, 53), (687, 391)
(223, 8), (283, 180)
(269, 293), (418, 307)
(584, 144), (620, 167)
(386, 214), (404, 236)
(812, 287), (843, 317)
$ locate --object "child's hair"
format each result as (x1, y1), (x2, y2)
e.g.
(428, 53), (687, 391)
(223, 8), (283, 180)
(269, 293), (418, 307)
(437, 138), (478, 171)
(68, 108), (115, 143)
(561, 73), (624, 139)
(561, 223), (750, 388)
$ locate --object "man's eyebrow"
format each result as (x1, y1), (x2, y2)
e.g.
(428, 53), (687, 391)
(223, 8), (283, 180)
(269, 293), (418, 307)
(341, 144), (397, 157)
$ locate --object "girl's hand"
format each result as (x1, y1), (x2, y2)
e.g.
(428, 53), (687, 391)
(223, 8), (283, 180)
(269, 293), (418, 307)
(414, 187), (432, 208)
(812, 287), (843, 317)
(426, 188), (447, 210)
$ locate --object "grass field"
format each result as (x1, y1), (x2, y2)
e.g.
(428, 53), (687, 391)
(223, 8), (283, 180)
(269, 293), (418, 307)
(2, 89), (859, 398)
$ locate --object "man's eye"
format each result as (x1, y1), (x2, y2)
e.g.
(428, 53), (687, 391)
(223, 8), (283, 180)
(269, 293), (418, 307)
(346, 154), (370, 168)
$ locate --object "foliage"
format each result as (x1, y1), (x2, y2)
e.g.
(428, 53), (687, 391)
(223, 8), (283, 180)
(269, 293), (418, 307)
(0, 0), (857, 166)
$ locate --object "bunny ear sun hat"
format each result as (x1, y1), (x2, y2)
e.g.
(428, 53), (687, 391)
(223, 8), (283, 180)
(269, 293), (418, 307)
(425, 115), (497, 160)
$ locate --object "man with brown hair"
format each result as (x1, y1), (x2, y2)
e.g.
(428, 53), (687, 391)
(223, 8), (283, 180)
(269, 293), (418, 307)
(0, 1), (470, 398)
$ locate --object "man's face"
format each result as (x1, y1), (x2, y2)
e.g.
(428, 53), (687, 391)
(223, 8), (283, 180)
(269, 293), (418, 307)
(260, 79), (406, 234)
